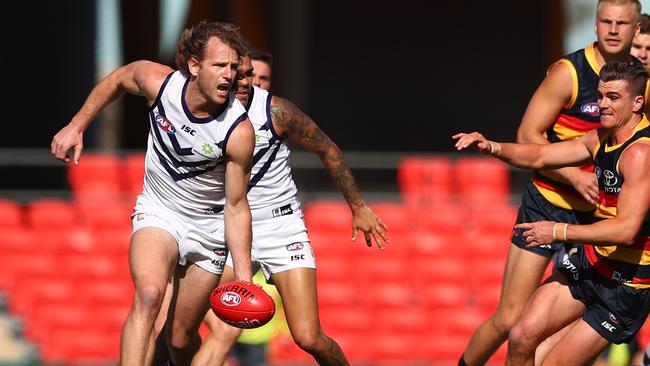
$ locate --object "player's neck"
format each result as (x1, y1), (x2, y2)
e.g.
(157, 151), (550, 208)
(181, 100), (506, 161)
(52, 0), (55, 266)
(610, 113), (643, 145)
(594, 45), (632, 67)
(185, 82), (223, 118)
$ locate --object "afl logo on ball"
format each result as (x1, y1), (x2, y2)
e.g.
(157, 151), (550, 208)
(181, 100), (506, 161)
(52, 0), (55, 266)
(155, 114), (176, 134)
(220, 292), (242, 307)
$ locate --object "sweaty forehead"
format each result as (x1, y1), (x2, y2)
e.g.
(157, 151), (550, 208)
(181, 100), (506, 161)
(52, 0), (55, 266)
(204, 37), (238, 61)
(598, 79), (629, 93)
(597, 3), (637, 20)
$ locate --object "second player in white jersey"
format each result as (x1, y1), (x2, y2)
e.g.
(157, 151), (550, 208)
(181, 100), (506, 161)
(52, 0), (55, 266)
(245, 85), (298, 212)
(189, 53), (390, 366)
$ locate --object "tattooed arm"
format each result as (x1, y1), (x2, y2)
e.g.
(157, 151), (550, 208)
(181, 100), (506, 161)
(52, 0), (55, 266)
(270, 96), (389, 249)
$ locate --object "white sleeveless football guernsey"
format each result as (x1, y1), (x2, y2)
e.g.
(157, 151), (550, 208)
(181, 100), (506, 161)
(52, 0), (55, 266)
(246, 86), (299, 211)
(137, 71), (248, 233)
(225, 86), (315, 277)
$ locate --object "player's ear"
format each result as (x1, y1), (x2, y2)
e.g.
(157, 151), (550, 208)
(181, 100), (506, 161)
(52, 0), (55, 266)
(188, 57), (200, 77)
(633, 95), (644, 113)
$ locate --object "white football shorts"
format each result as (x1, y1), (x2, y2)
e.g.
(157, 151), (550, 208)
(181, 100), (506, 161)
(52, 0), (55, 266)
(132, 203), (228, 275)
(225, 199), (315, 280)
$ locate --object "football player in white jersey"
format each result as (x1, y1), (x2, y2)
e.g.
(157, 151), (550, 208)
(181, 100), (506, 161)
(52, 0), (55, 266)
(191, 53), (390, 365)
(250, 49), (273, 91)
(51, 21), (254, 366)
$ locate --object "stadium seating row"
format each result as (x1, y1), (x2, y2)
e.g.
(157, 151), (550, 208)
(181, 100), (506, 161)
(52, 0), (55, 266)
(396, 156), (511, 206)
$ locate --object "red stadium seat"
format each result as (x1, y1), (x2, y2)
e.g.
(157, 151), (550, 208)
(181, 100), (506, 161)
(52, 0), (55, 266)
(418, 282), (470, 309)
(353, 256), (411, 284)
(469, 203), (518, 238)
(361, 282), (417, 309)
(415, 203), (470, 235)
(319, 305), (373, 333)
(410, 230), (468, 258)
(0, 199), (23, 228)
(372, 306), (429, 335)
(413, 257), (467, 285)
(8, 277), (74, 318)
(466, 232), (511, 260)
(60, 254), (124, 281)
(1, 253), (57, 294)
(422, 333), (472, 364)
(370, 332), (425, 363)
(316, 281), (358, 308)
(324, 331), (374, 364)
(41, 328), (118, 364)
(68, 153), (126, 203)
(123, 152), (146, 200)
(0, 227), (35, 256)
(455, 156), (511, 205)
(76, 199), (133, 231)
(25, 198), (76, 230)
(368, 201), (412, 233)
(303, 200), (351, 233)
(397, 156), (455, 205)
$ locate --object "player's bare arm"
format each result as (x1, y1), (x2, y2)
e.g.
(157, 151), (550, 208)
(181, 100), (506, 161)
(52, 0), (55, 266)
(270, 96), (389, 249)
(517, 141), (650, 247)
(453, 130), (593, 170)
(51, 61), (173, 164)
(224, 119), (255, 282)
(517, 61), (600, 204)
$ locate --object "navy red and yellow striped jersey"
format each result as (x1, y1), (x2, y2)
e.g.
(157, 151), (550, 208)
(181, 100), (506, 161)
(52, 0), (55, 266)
(532, 43), (602, 212)
(587, 116), (650, 288)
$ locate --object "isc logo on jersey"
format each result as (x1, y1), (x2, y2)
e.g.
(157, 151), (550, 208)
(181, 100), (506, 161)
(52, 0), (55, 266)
(220, 292), (242, 307)
(580, 103), (599, 116)
(155, 114), (176, 134)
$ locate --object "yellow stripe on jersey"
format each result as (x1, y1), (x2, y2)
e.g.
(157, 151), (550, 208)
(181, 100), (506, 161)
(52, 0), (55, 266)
(584, 43), (602, 75)
(553, 123), (587, 141)
(595, 205), (617, 219)
(595, 246), (650, 266)
(533, 183), (596, 211)
(555, 59), (578, 109)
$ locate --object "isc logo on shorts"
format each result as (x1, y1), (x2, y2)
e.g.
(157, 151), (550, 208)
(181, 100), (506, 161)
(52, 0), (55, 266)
(272, 204), (293, 218)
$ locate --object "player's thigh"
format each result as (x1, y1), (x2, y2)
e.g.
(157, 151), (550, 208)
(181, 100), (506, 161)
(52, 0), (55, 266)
(171, 263), (221, 330)
(515, 273), (584, 341)
(541, 320), (609, 366)
(272, 268), (319, 333)
(499, 244), (551, 310)
(130, 227), (178, 286)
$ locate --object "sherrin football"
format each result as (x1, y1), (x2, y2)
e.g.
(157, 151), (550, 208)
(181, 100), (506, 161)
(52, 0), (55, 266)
(210, 281), (276, 329)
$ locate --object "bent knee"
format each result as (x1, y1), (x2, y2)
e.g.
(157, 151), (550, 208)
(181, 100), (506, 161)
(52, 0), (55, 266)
(134, 284), (166, 312)
(205, 318), (242, 342)
(167, 328), (199, 352)
(491, 308), (525, 336)
(508, 320), (542, 354)
(293, 330), (326, 353)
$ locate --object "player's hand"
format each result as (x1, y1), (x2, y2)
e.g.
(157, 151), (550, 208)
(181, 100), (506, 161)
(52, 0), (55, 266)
(569, 169), (599, 205)
(51, 123), (84, 164)
(351, 205), (389, 250)
(452, 132), (494, 155)
(515, 221), (557, 247)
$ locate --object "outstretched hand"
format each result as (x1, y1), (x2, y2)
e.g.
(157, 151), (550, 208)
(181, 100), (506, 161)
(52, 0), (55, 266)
(452, 132), (494, 155)
(350, 205), (389, 250)
(570, 169), (599, 205)
(514, 221), (557, 248)
(51, 123), (84, 164)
